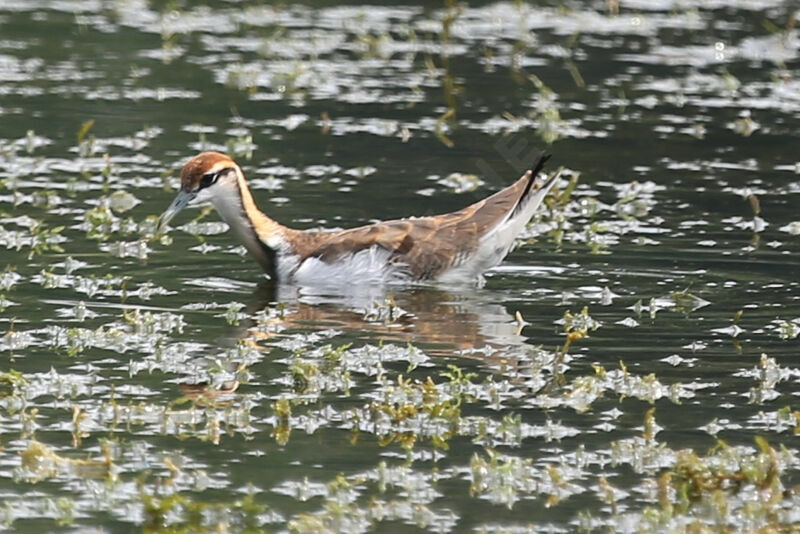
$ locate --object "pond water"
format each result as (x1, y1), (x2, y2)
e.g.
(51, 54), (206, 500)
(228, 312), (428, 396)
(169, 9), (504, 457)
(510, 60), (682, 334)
(1, 0), (800, 532)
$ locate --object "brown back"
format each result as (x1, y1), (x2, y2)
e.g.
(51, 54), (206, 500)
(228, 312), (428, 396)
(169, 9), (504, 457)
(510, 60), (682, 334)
(287, 171), (532, 279)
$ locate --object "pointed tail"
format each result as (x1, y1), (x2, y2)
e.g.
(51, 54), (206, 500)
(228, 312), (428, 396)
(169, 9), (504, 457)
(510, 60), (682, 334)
(509, 151), (554, 220)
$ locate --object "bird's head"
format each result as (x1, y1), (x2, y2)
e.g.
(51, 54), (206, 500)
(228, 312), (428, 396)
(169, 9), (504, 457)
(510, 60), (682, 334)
(157, 152), (241, 232)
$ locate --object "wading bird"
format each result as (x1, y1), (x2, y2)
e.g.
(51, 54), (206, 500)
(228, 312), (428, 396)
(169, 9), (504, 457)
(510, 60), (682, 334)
(158, 151), (558, 285)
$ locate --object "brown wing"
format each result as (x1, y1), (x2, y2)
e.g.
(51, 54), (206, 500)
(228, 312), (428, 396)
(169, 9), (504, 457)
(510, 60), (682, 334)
(287, 170), (534, 279)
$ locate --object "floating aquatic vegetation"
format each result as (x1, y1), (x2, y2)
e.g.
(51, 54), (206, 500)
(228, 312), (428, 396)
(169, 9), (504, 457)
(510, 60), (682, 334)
(16, 440), (114, 483)
(361, 295), (408, 324)
(139, 490), (273, 533)
(774, 318), (800, 339)
(0, 220), (66, 259)
(0, 369), (26, 401)
(640, 438), (798, 531)
(1, 0), (800, 532)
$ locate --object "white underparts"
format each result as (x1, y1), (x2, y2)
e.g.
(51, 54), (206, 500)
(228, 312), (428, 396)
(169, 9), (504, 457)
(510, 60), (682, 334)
(292, 246), (410, 286)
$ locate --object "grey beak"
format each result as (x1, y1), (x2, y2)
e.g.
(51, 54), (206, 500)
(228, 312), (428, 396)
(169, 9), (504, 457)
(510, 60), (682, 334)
(157, 189), (196, 233)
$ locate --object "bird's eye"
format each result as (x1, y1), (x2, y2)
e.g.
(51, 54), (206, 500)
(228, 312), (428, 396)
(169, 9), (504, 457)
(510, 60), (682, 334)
(199, 170), (221, 189)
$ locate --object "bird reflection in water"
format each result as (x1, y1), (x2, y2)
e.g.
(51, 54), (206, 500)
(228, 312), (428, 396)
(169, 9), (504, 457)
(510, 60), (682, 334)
(255, 282), (531, 359)
(177, 280), (542, 399)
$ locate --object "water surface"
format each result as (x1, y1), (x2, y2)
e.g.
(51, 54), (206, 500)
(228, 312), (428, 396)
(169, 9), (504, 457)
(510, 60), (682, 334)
(1, 1), (800, 531)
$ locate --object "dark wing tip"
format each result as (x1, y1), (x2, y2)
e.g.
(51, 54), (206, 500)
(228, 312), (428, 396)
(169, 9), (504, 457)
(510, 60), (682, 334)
(530, 152), (552, 177)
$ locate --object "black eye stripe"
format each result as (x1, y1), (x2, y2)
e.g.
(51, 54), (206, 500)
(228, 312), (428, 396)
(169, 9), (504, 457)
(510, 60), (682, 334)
(199, 172), (217, 189)
(199, 168), (230, 189)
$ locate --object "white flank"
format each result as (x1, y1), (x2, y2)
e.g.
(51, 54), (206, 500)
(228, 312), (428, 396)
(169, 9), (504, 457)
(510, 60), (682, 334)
(293, 246), (410, 286)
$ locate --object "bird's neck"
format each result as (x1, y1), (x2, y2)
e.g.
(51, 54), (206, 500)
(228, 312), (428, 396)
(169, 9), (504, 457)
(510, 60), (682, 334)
(212, 173), (287, 278)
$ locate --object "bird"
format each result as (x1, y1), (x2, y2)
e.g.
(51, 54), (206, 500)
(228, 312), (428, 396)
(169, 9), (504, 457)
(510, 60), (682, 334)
(157, 151), (559, 286)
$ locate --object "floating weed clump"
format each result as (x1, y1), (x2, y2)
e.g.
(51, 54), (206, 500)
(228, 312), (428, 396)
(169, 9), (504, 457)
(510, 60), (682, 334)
(532, 360), (693, 413)
(1, 323), (37, 353)
(140, 490), (270, 533)
(367, 371), (465, 450)
(287, 343), (428, 399)
(287, 467), (458, 533)
(123, 308), (185, 336)
(362, 295), (408, 324)
(0, 267), (22, 291)
(32, 270), (167, 301)
(327, 365), (474, 451)
(518, 168), (668, 255)
(668, 289), (712, 314)
(610, 408), (675, 475)
(102, 239), (152, 260)
(288, 346), (355, 398)
(43, 309), (183, 357)
(0, 219), (66, 259)
(0, 369), (26, 401)
(633, 437), (798, 532)
(17, 440), (114, 483)
(740, 352), (800, 404)
(470, 448), (585, 509)
(81, 202), (149, 245)
(774, 317), (800, 340)
(628, 288), (712, 322)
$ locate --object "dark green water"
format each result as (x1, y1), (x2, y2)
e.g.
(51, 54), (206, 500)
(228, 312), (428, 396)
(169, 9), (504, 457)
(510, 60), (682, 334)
(1, 1), (800, 531)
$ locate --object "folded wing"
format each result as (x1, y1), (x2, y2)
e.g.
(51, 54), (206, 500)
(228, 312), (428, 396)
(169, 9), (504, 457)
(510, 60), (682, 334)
(289, 153), (554, 280)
